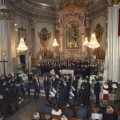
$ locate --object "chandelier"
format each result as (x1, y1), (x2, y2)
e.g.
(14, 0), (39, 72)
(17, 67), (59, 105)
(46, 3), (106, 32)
(83, 37), (89, 46)
(17, 37), (28, 51)
(52, 38), (59, 47)
(87, 33), (100, 49)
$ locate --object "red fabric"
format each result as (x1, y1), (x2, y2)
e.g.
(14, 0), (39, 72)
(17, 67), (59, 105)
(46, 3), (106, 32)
(118, 9), (120, 36)
(103, 94), (109, 100)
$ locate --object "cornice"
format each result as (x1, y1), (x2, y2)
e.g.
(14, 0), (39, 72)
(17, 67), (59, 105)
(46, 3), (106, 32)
(87, 0), (107, 20)
(0, 9), (15, 20)
(14, 0), (56, 23)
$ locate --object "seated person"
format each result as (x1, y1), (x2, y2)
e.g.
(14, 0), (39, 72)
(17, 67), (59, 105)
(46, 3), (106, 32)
(33, 112), (42, 120)
(61, 115), (68, 120)
(61, 103), (75, 117)
(43, 113), (52, 120)
(102, 106), (118, 120)
(38, 101), (52, 114)
(90, 106), (103, 120)
(51, 105), (62, 115)
(76, 103), (88, 119)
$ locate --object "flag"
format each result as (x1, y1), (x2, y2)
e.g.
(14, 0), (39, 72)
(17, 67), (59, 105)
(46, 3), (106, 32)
(118, 9), (120, 37)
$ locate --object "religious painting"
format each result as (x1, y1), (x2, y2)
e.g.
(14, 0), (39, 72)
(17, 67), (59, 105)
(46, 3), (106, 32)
(66, 21), (79, 49)
(18, 27), (27, 41)
(94, 23), (104, 43)
(38, 28), (51, 48)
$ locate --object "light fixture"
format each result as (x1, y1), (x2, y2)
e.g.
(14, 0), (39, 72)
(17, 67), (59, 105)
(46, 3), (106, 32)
(17, 37), (28, 51)
(87, 33), (100, 49)
(1, 50), (6, 57)
(52, 38), (59, 47)
(83, 37), (89, 46)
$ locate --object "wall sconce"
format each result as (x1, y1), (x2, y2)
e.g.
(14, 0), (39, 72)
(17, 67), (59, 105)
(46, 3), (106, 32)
(83, 37), (89, 46)
(1, 50), (6, 57)
(52, 38), (59, 47)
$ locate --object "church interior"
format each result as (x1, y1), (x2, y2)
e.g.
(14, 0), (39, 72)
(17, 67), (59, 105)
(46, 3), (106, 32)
(1, 0), (120, 120)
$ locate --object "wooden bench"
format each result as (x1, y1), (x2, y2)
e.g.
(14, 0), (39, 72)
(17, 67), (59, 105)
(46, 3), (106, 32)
(0, 96), (19, 119)
(48, 104), (120, 116)
(4, 96), (19, 111)
(40, 113), (90, 120)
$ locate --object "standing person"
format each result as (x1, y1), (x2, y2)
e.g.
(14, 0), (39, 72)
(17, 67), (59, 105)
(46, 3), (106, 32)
(71, 75), (78, 102)
(94, 78), (101, 106)
(51, 75), (58, 101)
(44, 75), (51, 101)
(32, 75), (41, 101)
(78, 85), (86, 105)
(84, 78), (91, 106)
(58, 80), (68, 105)
(54, 63), (60, 76)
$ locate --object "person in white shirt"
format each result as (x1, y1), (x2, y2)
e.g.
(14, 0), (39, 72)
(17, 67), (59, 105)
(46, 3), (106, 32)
(51, 105), (62, 116)
(90, 106), (103, 120)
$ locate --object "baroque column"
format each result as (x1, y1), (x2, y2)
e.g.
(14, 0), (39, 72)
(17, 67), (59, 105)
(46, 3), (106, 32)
(107, 3), (119, 82)
(0, 1), (16, 75)
(29, 19), (36, 67)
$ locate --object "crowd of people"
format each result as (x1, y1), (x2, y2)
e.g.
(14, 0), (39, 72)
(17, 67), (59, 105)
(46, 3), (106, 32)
(34, 101), (118, 120)
(0, 58), (116, 120)
(39, 59), (98, 78)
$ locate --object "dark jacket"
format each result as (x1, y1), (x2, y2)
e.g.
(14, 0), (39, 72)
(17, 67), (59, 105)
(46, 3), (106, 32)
(102, 112), (118, 120)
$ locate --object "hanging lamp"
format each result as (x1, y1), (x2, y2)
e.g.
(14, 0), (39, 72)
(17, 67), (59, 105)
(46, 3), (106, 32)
(83, 37), (89, 46)
(52, 38), (59, 47)
(17, 37), (28, 51)
(87, 33), (100, 49)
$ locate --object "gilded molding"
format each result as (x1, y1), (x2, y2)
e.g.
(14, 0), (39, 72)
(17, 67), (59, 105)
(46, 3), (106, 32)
(58, 0), (85, 10)
(59, 10), (84, 25)
(0, 9), (15, 20)
(29, 19), (36, 28)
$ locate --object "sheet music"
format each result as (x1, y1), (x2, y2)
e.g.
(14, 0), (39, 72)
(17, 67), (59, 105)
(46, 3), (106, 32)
(71, 86), (75, 91)
(50, 91), (55, 97)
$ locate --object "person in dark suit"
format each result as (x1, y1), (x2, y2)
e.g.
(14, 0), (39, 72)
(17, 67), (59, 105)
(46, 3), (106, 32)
(61, 103), (75, 117)
(71, 76), (78, 102)
(38, 101), (52, 114)
(76, 103), (88, 119)
(84, 78), (91, 106)
(32, 75), (41, 101)
(78, 85), (86, 105)
(58, 80), (68, 105)
(43, 76), (51, 100)
(54, 63), (60, 76)
(94, 78), (101, 106)
(103, 106), (118, 120)
(51, 75), (58, 101)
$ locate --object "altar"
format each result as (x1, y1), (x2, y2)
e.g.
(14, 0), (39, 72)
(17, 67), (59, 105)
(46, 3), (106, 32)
(59, 69), (74, 77)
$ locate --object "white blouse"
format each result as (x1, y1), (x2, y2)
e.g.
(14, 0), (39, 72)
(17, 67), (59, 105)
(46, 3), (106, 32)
(51, 109), (62, 116)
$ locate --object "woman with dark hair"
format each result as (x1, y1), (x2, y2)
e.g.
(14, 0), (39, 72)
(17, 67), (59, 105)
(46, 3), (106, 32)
(102, 106), (118, 120)
(51, 105), (62, 116)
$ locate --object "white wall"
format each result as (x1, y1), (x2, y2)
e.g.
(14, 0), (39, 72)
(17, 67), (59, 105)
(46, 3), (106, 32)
(35, 22), (55, 57)
(15, 15), (31, 70)
(15, 16), (30, 44)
